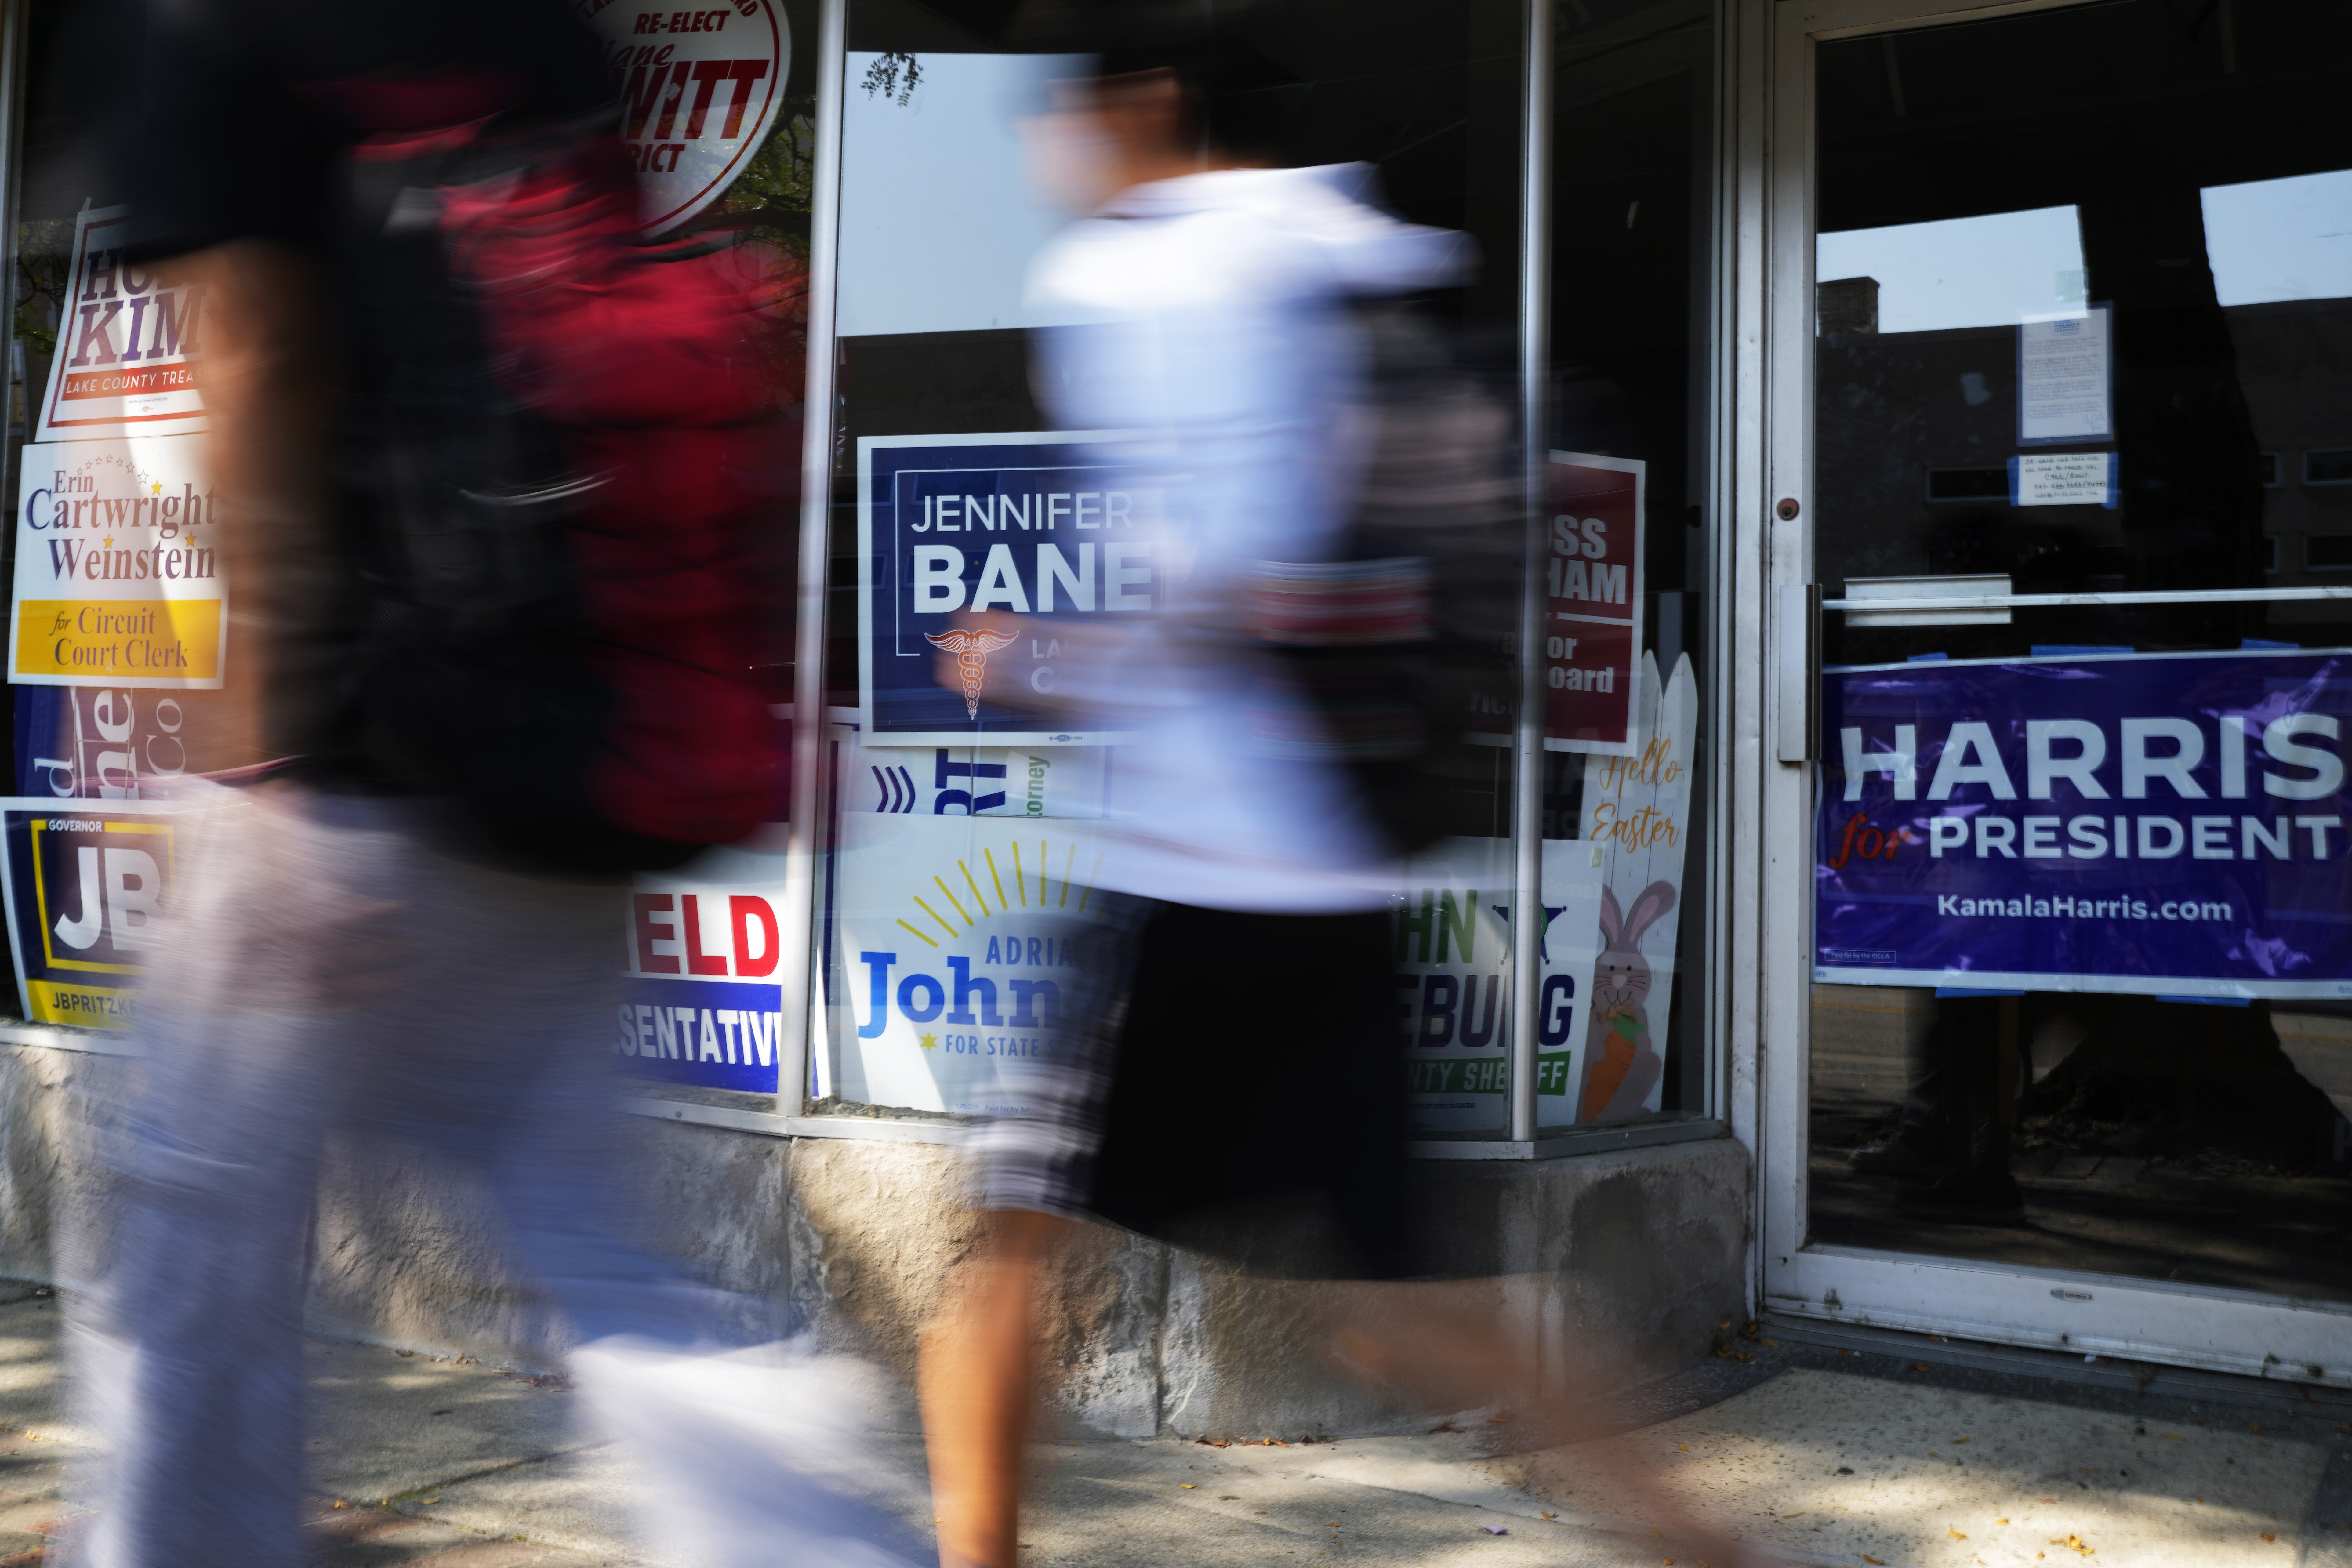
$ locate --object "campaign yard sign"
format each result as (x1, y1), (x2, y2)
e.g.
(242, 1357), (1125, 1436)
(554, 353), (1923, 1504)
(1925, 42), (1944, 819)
(590, 0), (790, 234)
(9, 439), (226, 690)
(13, 686), (194, 799)
(858, 432), (1156, 748)
(839, 731), (1110, 820)
(620, 856), (789, 1093)
(827, 812), (1106, 1116)
(1396, 837), (1603, 1134)
(34, 208), (212, 442)
(1543, 452), (1645, 756)
(0, 801), (176, 1029)
(1815, 648), (2352, 999)
(1467, 452), (1646, 757)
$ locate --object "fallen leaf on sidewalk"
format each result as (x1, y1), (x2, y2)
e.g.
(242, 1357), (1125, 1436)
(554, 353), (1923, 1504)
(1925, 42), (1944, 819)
(1679, 1443), (1689, 1452)
(2050, 1534), (2094, 1555)
(2261, 1534), (2276, 1544)
(1181, 1484), (1195, 1489)
(1863, 1555), (1883, 1564)
(1541, 1512), (1555, 1520)
(1951, 1529), (1968, 1539)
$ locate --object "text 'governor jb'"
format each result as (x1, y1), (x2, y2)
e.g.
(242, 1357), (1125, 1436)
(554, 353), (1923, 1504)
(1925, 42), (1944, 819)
(1814, 650), (2352, 998)
(860, 433), (1162, 747)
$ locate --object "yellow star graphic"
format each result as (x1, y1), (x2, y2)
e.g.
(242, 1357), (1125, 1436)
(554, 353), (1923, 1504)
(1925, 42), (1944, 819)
(150, 483), (162, 495)
(102, 537), (114, 549)
(917, 1032), (939, 1051)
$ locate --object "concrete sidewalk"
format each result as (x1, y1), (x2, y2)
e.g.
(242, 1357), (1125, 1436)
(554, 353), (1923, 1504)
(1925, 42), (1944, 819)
(0, 1286), (2342, 1567)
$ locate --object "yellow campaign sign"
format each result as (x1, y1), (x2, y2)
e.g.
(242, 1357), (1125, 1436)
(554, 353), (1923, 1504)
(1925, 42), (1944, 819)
(10, 436), (227, 689)
(14, 598), (222, 682)
(26, 980), (134, 1031)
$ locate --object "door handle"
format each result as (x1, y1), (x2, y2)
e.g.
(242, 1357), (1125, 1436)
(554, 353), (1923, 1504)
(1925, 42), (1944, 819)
(1776, 582), (1820, 764)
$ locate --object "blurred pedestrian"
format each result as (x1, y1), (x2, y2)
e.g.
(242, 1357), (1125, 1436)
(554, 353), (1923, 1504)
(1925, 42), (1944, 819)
(54, 4), (911, 1566)
(913, 10), (1791, 1568)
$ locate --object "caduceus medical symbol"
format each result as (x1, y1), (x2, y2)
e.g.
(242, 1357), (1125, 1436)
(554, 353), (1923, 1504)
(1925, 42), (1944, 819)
(926, 627), (1018, 719)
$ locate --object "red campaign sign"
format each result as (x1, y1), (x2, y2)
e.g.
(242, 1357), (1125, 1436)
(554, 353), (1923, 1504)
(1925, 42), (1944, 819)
(1543, 452), (1644, 755)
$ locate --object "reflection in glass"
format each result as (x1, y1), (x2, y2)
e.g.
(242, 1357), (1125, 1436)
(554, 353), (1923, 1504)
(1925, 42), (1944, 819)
(1807, 0), (2352, 1302)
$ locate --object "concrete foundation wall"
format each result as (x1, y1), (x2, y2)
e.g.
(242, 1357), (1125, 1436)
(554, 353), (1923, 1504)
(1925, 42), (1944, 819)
(0, 1042), (1752, 1438)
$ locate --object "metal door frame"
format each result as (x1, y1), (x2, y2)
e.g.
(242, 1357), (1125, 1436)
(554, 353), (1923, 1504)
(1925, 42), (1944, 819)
(1740, 0), (2352, 1386)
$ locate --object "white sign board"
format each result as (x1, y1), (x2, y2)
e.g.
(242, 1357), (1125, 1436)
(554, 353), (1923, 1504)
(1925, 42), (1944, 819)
(2010, 450), (2118, 509)
(828, 812), (1108, 1115)
(34, 207), (213, 443)
(9, 438), (225, 690)
(1569, 651), (1697, 1124)
(2017, 304), (2113, 447)
(839, 732), (1111, 820)
(591, 0), (791, 234)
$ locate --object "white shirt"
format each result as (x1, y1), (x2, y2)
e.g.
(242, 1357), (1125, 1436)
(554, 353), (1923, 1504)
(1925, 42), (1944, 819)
(1025, 165), (1474, 912)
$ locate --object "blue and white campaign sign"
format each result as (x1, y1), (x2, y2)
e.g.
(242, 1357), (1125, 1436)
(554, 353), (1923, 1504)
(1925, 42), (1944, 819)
(857, 431), (1159, 748)
(619, 846), (791, 1094)
(825, 812), (1106, 1115)
(838, 730), (1111, 821)
(1815, 648), (2352, 998)
(0, 797), (180, 1030)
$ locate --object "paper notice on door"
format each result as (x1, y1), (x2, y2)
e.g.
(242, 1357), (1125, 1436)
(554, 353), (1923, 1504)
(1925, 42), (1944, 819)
(2017, 304), (2112, 446)
(2009, 451), (2118, 508)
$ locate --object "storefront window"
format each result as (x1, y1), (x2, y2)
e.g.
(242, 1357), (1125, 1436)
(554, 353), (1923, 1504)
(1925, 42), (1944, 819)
(2, 0), (238, 1032)
(1808, 0), (2352, 1297)
(1531, 0), (1722, 1134)
(810, 0), (1545, 1129)
(0, 0), (823, 1061)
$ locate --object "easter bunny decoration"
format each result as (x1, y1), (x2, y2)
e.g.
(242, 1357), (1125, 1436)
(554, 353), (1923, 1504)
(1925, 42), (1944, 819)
(1578, 879), (1677, 1124)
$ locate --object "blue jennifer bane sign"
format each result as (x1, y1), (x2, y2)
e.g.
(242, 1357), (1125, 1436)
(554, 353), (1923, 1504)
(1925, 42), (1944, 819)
(857, 431), (1157, 748)
(1815, 648), (2352, 999)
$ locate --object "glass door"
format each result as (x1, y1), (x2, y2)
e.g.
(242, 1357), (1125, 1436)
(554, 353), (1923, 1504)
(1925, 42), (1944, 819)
(1759, 0), (2352, 1384)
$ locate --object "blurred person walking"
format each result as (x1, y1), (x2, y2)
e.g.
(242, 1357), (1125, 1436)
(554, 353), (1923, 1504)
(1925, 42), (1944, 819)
(54, 4), (913, 1566)
(913, 10), (1790, 1568)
